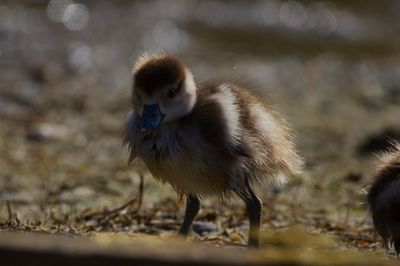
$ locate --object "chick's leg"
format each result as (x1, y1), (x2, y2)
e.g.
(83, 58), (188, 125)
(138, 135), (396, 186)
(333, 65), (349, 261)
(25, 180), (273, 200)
(238, 178), (262, 248)
(178, 194), (201, 236)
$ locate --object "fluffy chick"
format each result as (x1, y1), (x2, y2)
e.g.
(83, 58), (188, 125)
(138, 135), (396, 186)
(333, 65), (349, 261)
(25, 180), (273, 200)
(368, 142), (400, 254)
(124, 53), (303, 247)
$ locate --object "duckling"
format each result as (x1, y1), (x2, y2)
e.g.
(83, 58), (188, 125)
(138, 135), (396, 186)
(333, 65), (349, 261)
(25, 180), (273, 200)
(124, 52), (303, 248)
(368, 142), (400, 254)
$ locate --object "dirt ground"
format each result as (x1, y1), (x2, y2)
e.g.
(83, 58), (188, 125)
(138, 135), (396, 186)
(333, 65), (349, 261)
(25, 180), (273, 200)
(1, 0), (400, 262)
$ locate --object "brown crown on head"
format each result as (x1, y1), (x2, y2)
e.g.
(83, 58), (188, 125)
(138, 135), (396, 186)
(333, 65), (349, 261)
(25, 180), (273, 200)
(133, 55), (186, 96)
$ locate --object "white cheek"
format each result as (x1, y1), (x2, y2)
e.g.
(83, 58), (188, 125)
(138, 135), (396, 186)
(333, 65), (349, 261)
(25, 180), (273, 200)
(160, 70), (197, 123)
(160, 96), (188, 123)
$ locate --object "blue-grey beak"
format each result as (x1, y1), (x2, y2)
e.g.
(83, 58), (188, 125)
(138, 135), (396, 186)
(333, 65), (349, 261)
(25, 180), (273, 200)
(141, 104), (163, 129)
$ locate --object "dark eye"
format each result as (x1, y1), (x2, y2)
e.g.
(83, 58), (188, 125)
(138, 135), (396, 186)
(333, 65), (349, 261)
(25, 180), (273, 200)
(167, 87), (179, 99)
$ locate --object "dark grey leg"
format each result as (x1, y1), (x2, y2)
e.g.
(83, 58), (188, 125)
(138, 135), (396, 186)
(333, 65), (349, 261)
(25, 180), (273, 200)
(178, 194), (201, 236)
(237, 179), (262, 248)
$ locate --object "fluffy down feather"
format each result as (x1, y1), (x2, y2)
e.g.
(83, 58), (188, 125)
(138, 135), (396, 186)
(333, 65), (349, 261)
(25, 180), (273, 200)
(368, 142), (400, 253)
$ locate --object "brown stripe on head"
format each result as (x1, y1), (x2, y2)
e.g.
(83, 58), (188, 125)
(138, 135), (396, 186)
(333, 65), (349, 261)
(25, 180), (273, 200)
(133, 55), (186, 96)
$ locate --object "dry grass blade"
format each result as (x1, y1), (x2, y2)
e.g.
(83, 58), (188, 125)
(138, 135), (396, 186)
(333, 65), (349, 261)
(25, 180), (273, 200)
(6, 201), (12, 221)
(136, 174), (144, 212)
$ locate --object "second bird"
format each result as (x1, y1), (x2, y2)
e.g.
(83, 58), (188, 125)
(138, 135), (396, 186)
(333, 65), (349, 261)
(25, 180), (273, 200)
(124, 53), (303, 248)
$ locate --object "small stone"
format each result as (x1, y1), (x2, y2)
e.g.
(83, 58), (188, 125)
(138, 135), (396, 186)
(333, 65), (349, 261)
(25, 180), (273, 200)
(26, 123), (70, 142)
(192, 221), (218, 235)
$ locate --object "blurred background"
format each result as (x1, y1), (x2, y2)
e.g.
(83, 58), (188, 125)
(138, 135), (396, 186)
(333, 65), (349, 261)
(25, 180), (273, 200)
(1, 0), (400, 251)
